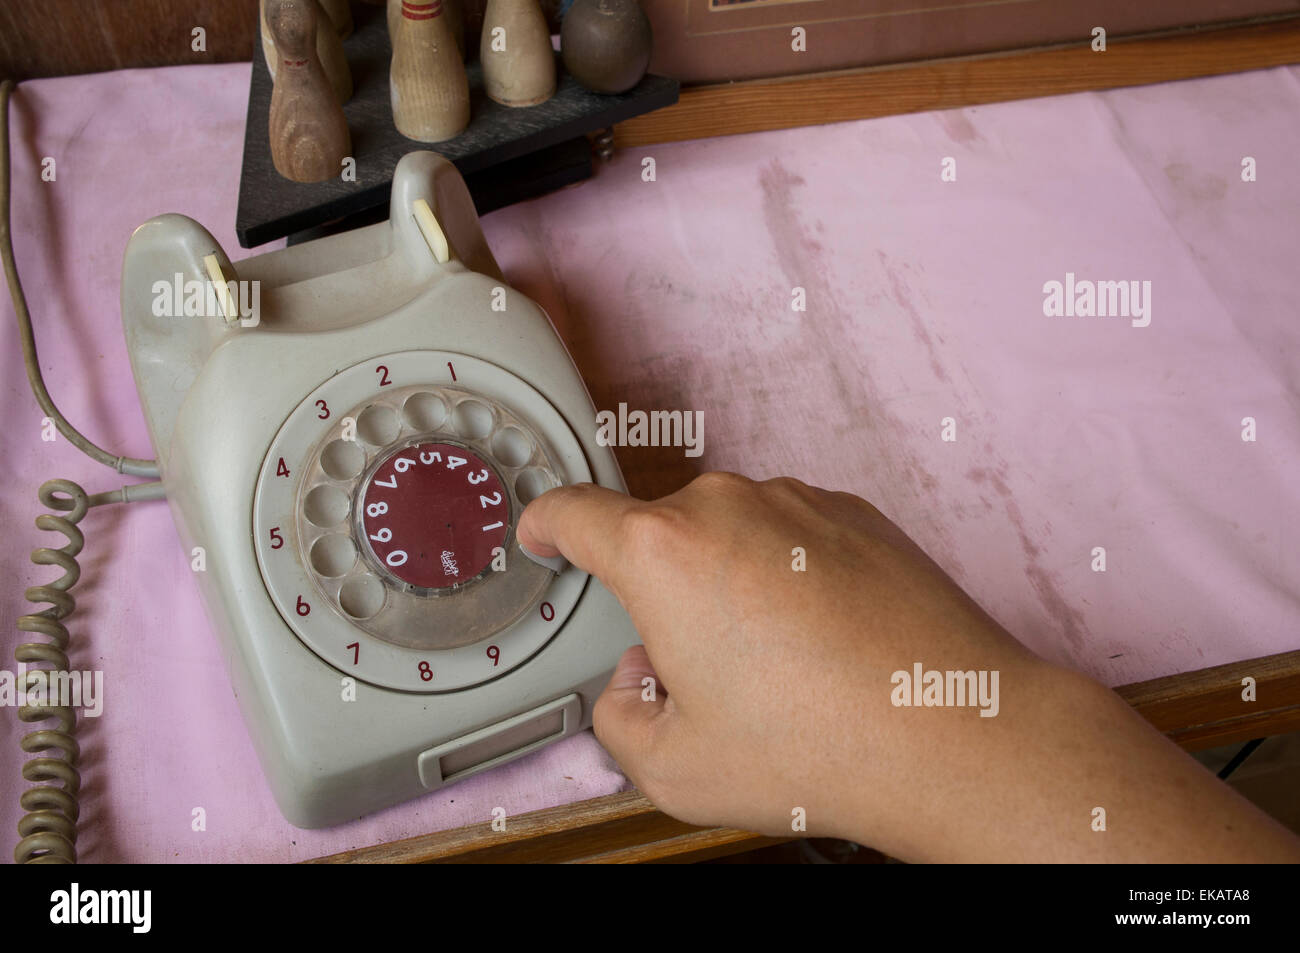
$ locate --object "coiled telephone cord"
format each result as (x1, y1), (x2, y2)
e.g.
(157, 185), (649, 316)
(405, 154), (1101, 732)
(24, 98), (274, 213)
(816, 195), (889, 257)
(14, 479), (88, 864)
(3, 78), (165, 862)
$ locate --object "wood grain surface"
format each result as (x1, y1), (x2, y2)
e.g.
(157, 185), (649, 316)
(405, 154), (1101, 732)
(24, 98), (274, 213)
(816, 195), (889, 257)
(305, 788), (790, 863)
(0, 0), (260, 80)
(1115, 650), (1300, 751)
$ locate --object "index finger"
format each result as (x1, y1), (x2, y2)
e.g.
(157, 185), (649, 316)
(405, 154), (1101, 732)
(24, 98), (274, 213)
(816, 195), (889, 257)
(517, 483), (643, 592)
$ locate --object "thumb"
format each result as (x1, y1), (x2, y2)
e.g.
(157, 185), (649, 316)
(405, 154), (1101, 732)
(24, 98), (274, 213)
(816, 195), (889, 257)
(592, 645), (667, 768)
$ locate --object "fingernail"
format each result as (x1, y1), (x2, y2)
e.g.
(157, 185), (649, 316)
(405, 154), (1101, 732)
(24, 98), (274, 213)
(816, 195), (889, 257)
(518, 541), (568, 574)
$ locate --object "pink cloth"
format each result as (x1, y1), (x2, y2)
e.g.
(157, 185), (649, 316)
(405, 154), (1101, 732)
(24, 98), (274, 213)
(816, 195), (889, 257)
(2, 63), (1297, 862)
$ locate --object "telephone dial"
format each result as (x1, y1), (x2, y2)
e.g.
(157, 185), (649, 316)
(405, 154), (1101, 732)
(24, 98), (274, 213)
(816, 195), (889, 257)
(118, 151), (638, 828)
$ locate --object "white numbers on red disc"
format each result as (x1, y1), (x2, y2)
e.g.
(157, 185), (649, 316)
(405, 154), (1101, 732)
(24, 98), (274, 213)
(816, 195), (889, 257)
(361, 441), (509, 590)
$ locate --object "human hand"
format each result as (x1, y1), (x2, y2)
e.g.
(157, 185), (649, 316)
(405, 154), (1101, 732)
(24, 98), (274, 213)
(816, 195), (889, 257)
(519, 472), (1300, 862)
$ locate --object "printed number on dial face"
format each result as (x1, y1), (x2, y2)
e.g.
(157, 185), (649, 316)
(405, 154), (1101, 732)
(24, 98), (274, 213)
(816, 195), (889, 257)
(361, 442), (509, 590)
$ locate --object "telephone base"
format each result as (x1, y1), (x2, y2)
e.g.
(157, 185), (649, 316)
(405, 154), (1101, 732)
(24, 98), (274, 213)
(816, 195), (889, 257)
(122, 151), (638, 827)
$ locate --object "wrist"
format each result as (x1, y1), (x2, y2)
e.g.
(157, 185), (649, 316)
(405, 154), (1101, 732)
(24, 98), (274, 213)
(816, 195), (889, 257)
(834, 657), (1100, 860)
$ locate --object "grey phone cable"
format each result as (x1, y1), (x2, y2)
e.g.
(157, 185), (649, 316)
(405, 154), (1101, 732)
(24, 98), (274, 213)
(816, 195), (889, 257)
(3, 78), (166, 863)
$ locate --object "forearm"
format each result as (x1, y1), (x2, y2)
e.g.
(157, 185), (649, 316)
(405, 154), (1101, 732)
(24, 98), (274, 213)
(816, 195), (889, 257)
(845, 664), (1300, 863)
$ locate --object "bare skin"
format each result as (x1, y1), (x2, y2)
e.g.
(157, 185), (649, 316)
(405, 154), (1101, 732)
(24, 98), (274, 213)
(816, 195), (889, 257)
(518, 472), (1300, 863)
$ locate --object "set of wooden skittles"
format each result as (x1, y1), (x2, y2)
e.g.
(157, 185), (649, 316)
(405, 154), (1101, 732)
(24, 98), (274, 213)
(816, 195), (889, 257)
(261, 0), (652, 184)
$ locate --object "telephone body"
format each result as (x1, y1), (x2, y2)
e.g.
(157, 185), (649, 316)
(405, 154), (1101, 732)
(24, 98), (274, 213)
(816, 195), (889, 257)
(119, 152), (638, 828)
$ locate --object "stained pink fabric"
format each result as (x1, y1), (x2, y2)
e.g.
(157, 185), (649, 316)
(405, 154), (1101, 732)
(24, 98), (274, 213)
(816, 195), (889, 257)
(1, 63), (1297, 862)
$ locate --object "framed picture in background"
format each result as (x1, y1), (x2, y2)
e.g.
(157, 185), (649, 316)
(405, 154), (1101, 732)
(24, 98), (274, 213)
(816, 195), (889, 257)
(642, 0), (1300, 83)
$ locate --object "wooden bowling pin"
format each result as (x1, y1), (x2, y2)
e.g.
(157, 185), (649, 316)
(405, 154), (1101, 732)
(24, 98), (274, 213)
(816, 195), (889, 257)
(267, 0), (352, 182)
(389, 0), (463, 58)
(480, 0), (554, 107)
(262, 0), (353, 103)
(319, 0), (354, 36)
(390, 0), (470, 142)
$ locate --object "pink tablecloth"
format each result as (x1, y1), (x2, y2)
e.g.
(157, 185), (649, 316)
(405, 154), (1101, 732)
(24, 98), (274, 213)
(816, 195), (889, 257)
(2, 63), (1297, 862)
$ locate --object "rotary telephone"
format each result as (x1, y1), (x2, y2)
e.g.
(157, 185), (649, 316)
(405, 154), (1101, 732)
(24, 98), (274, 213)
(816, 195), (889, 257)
(109, 151), (637, 829)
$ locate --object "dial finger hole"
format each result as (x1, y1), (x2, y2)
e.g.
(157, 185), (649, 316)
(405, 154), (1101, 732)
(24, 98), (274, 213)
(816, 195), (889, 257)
(320, 438), (366, 481)
(403, 392), (447, 432)
(339, 573), (385, 620)
(491, 426), (532, 468)
(304, 484), (350, 527)
(450, 399), (492, 440)
(515, 467), (554, 505)
(310, 533), (357, 577)
(357, 404), (400, 446)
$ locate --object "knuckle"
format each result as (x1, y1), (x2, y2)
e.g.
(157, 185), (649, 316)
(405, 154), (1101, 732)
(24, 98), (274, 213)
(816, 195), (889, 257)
(764, 475), (822, 505)
(834, 487), (882, 517)
(618, 504), (690, 554)
(532, 482), (589, 511)
(689, 470), (750, 495)
(767, 475), (811, 494)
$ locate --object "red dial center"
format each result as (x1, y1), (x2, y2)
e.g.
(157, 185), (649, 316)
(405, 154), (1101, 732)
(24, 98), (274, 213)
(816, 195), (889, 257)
(360, 442), (509, 589)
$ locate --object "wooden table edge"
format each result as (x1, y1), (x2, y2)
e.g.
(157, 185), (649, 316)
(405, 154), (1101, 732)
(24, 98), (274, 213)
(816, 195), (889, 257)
(610, 15), (1300, 149)
(307, 648), (1300, 863)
